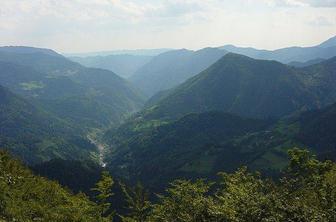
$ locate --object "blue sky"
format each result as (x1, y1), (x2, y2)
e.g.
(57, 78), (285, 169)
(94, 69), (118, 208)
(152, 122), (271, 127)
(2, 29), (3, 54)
(0, 0), (335, 53)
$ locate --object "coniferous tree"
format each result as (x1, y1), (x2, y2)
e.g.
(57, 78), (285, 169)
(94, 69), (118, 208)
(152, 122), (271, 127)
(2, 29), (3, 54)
(120, 182), (151, 222)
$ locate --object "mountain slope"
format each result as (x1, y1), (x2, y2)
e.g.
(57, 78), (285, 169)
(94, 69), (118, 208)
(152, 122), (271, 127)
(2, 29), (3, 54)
(0, 85), (96, 164)
(144, 53), (317, 120)
(103, 101), (336, 188)
(318, 35), (336, 48)
(69, 54), (152, 78)
(0, 47), (144, 128)
(296, 56), (336, 106)
(104, 111), (271, 187)
(130, 48), (228, 97)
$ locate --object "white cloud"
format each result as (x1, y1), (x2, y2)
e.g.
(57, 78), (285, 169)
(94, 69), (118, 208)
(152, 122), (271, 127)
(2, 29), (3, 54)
(264, 0), (336, 7)
(0, 0), (335, 52)
(308, 16), (334, 26)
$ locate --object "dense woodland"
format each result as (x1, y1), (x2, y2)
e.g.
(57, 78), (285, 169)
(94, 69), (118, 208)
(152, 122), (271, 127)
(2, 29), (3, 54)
(1, 148), (336, 221)
(1, 36), (336, 221)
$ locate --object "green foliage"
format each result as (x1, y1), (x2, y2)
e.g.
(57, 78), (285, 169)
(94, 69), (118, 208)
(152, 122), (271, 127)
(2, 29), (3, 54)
(120, 182), (151, 222)
(146, 149), (336, 222)
(92, 171), (115, 219)
(0, 150), (105, 222)
(277, 148), (336, 221)
(214, 168), (279, 221)
(2, 148), (336, 221)
(150, 179), (215, 222)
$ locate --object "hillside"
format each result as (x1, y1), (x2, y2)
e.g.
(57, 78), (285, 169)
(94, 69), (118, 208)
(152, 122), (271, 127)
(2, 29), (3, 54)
(0, 47), (144, 128)
(104, 101), (336, 188)
(298, 56), (336, 106)
(104, 111), (272, 187)
(0, 151), (106, 221)
(0, 85), (96, 164)
(130, 48), (228, 97)
(144, 53), (318, 120)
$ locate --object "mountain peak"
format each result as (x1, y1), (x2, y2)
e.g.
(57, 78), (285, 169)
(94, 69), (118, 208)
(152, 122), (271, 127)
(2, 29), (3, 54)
(217, 52), (255, 63)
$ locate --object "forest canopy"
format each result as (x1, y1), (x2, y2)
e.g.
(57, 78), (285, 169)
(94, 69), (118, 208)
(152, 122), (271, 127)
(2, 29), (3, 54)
(1, 148), (336, 221)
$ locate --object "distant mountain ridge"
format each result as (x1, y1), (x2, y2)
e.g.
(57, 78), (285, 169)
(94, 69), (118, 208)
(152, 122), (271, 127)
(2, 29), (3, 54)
(130, 47), (228, 97)
(64, 48), (172, 57)
(69, 54), (153, 78)
(221, 35), (336, 63)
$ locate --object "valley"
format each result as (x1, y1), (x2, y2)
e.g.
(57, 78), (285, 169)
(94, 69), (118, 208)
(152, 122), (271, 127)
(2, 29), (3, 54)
(87, 131), (108, 167)
(1, 26), (336, 221)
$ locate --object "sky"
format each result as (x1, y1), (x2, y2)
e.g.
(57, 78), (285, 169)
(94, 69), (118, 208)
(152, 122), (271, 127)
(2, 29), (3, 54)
(0, 0), (335, 53)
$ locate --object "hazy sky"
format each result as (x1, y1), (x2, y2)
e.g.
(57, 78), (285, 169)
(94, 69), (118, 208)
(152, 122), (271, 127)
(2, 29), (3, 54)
(0, 0), (335, 53)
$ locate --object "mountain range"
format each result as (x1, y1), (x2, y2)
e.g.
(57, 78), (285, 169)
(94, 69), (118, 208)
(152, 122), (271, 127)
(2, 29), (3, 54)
(102, 53), (336, 188)
(64, 48), (172, 57)
(130, 48), (228, 97)
(1, 36), (336, 190)
(221, 36), (336, 64)
(66, 35), (336, 99)
(142, 53), (336, 120)
(0, 46), (146, 164)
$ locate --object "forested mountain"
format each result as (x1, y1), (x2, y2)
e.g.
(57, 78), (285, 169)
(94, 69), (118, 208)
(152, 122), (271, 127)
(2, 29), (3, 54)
(143, 53), (319, 120)
(130, 48), (228, 97)
(0, 47), (144, 128)
(69, 54), (153, 78)
(103, 101), (336, 189)
(104, 111), (272, 187)
(221, 35), (336, 64)
(298, 56), (336, 106)
(0, 85), (96, 164)
(102, 54), (336, 189)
